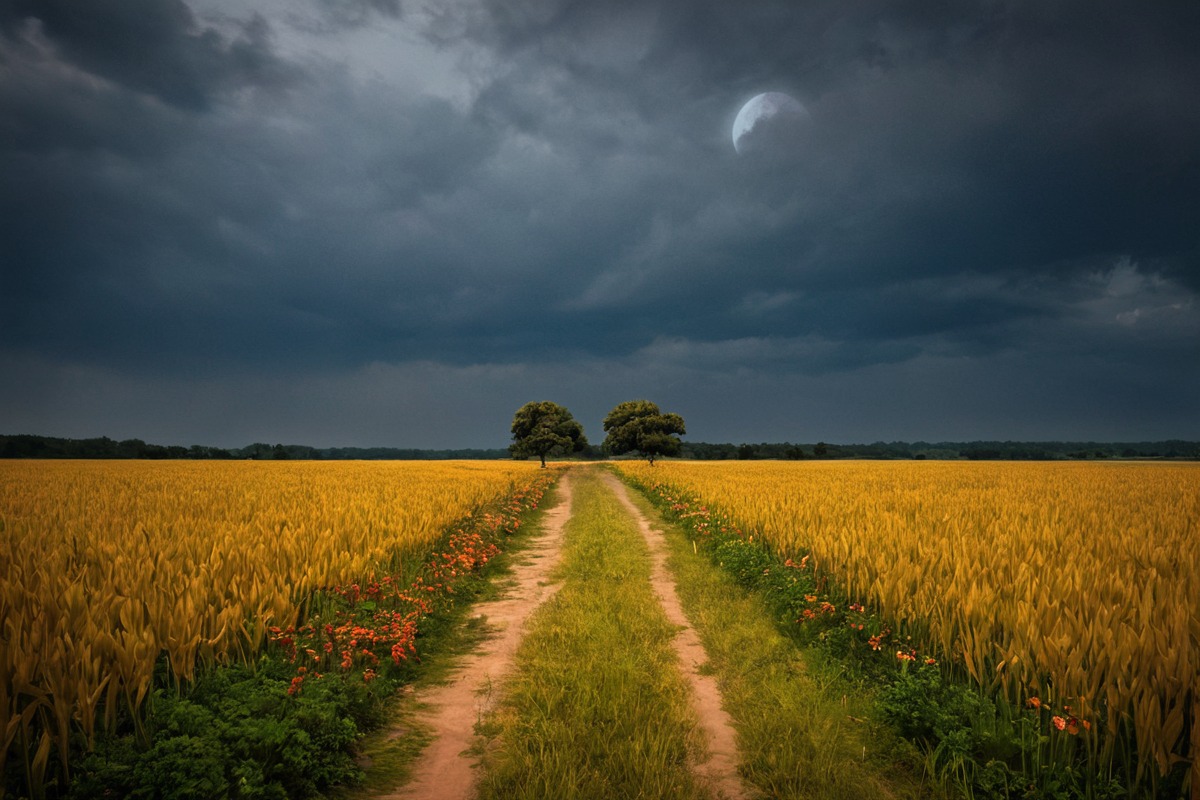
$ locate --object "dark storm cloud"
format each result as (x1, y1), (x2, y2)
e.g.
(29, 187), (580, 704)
(441, 0), (1200, 365)
(0, 0), (295, 109)
(1, 0), (1197, 445)
(1, 5), (500, 374)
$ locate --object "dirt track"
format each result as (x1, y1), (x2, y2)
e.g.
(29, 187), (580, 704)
(602, 471), (751, 800)
(379, 472), (574, 800)
(383, 467), (749, 799)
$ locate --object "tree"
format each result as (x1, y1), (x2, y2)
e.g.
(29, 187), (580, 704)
(510, 401), (588, 468)
(601, 400), (686, 465)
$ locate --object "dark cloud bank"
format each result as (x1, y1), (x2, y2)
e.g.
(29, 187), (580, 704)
(2, 0), (1197, 448)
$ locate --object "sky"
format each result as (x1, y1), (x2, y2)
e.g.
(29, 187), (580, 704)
(2, 0), (1198, 449)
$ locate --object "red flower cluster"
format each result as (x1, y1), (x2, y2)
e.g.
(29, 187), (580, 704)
(1026, 697), (1091, 736)
(426, 528), (501, 582)
(270, 474), (554, 694)
(650, 483), (743, 540)
(798, 600), (838, 622)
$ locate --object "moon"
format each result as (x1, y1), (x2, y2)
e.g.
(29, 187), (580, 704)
(732, 92), (810, 154)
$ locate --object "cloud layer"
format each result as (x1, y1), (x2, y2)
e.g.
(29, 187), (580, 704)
(2, 0), (1198, 446)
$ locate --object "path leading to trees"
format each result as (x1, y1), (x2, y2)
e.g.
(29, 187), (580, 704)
(601, 471), (751, 800)
(383, 466), (749, 800)
(380, 472), (575, 800)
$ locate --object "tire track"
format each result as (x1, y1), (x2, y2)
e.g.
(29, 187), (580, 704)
(601, 471), (753, 800)
(379, 471), (574, 800)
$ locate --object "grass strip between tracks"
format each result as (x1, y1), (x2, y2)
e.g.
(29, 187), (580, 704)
(473, 467), (709, 800)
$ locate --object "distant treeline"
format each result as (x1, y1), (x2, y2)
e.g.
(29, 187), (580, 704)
(3, 433), (1198, 461)
(680, 440), (1200, 460)
(0, 435), (509, 461)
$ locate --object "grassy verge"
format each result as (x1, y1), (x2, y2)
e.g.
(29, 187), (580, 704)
(473, 468), (709, 800)
(615, 472), (954, 800)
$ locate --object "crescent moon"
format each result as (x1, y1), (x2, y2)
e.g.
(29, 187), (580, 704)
(733, 92), (809, 154)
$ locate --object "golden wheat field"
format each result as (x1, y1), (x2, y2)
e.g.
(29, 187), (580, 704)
(0, 459), (541, 779)
(616, 460), (1200, 787)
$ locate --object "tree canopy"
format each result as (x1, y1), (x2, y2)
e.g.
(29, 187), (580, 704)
(509, 401), (588, 467)
(601, 400), (686, 464)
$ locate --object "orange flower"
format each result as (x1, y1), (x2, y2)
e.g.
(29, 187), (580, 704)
(1027, 696), (1042, 710)
(1052, 715), (1067, 731)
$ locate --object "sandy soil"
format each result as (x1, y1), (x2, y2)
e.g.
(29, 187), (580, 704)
(378, 471), (574, 800)
(602, 471), (753, 800)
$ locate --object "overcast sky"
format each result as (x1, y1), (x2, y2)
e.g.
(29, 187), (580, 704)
(2, 0), (1198, 448)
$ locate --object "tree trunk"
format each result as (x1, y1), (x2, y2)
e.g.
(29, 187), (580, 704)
(540, 453), (547, 468)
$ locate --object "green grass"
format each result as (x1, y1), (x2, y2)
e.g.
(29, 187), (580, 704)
(617, 478), (956, 800)
(474, 468), (710, 800)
